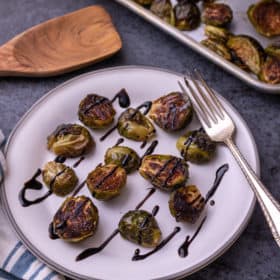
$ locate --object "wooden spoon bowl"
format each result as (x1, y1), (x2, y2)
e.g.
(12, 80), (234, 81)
(0, 6), (122, 77)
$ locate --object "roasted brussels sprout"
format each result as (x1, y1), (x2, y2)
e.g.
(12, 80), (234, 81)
(174, 2), (201, 31)
(265, 42), (280, 58)
(204, 25), (231, 43)
(169, 185), (205, 223)
(150, 0), (175, 25)
(52, 196), (99, 242)
(105, 146), (140, 173)
(260, 56), (280, 84)
(42, 161), (78, 196)
(202, 3), (232, 27)
(248, 0), (280, 38)
(133, 0), (153, 5)
(47, 124), (93, 157)
(117, 108), (156, 141)
(149, 92), (193, 131)
(78, 94), (116, 129)
(139, 154), (189, 191)
(118, 210), (162, 248)
(227, 35), (265, 75)
(201, 38), (232, 61)
(176, 129), (216, 164)
(87, 164), (127, 200)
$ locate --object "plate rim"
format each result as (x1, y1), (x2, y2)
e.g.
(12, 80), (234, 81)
(1, 65), (260, 280)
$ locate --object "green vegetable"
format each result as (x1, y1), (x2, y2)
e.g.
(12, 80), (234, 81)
(227, 35), (265, 75)
(47, 124), (93, 157)
(174, 2), (201, 31)
(169, 185), (205, 223)
(176, 129), (216, 164)
(105, 146), (140, 173)
(87, 164), (127, 200)
(78, 94), (116, 129)
(150, 0), (175, 25)
(42, 161), (78, 196)
(118, 210), (162, 247)
(52, 196), (99, 242)
(201, 38), (232, 61)
(260, 56), (280, 84)
(248, 0), (280, 38)
(117, 108), (156, 141)
(202, 3), (233, 27)
(139, 154), (189, 191)
(149, 92), (193, 131)
(204, 25), (231, 43)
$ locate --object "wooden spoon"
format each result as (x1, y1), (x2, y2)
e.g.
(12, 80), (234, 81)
(0, 6), (122, 77)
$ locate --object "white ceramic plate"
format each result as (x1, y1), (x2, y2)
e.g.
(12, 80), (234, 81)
(2, 66), (259, 280)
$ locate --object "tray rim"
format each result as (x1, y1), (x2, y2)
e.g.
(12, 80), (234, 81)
(1, 65), (260, 280)
(114, 0), (280, 94)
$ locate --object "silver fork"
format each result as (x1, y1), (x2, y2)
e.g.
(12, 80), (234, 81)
(178, 69), (280, 248)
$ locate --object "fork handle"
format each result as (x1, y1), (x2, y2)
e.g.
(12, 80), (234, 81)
(225, 138), (280, 247)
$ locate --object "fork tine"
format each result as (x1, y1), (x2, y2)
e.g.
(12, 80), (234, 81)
(193, 69), (226, 119)
(178, 80), (210, 129)
(190, 72), (218, 123)
(184, 77), (215, 127)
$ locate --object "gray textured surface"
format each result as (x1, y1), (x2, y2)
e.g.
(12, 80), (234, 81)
(0, 0), (279, 279)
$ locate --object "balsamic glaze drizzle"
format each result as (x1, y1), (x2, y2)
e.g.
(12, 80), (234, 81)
(72, 180), (87, 197)
(132, 227), (181, 261)
(75, 188), (157, 261)
(48, 222), (59, 240)
(111, 89), (131, 108)
(115, 138), (124, 146)
(205, 163), (229, 204)
(182, 127), (204, 156)
(73, 156), (85, 168)
(76, 229), (120, 261)
(100, 101), (153, 142)
(135, 188), (156, 210)
(140, 141), (147, 149)
(178, 216), (207, 258)
(140, 140), (159, 160)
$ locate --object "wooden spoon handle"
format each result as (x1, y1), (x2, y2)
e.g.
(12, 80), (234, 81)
(0, 45), (23, 76)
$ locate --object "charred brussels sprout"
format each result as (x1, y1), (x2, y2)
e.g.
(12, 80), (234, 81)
(52, 196), (98, 242)
(150, 0), (175, 25)
(78, 94), (116, 129)
(117, 108), (156, 141)
(227, 35), (265, 75)
(118, 210), (162, 248)
(176, 129), (216, 164)
(260, 56), (280, 84)
(169, 185), (205, 223)
(201, 39), (232, 61)
(133, 0), (153, 5)
(204, 25), (231, 43)
(87, 164), (127, 200)
(42, 161), (78, 196)
(265, 42), (280, 58)
(105, 146), (140, 173)
(202, 3), (233, 27)
(149, 92), (193, 131)
(248, 0), (280, 38)
(47, 124), (93, 157)
(139, 155), (189, 191)
(174, 2), (201, 31)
